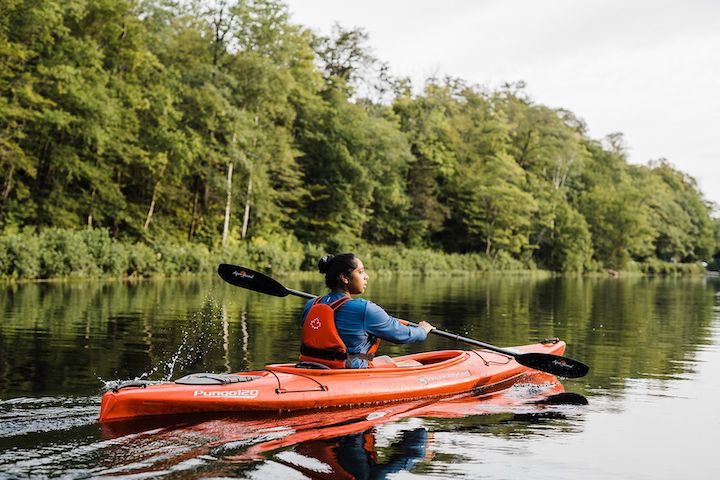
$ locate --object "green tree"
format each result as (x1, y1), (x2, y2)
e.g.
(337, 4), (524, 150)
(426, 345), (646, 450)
(499, 91), (591, 268)
(5, 0), (135, 229)
(292, 89), (379, 248)
(648, 160), (714, 261)
(392, 83), (458, 247)
(581, 183), (655, 269)
(544, 198), (593, 271)
(447, 85), (538, 256)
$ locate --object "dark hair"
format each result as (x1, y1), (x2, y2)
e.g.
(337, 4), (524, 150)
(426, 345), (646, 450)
(318, 253), (358, 289)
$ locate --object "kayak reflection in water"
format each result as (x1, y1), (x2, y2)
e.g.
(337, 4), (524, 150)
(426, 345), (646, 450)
(279, 427), (433, 479)
(300, 253), (434, 369)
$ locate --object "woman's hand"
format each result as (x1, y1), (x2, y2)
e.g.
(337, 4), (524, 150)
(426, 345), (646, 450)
(418, 321), (434, 334)
(397, 318), (434, 334)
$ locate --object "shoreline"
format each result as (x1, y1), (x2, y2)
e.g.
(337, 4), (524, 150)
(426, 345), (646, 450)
(1, 267), (712, 285)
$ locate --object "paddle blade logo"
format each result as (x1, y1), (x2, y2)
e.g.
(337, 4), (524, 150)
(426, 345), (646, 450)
(233, 270), (255, 279)
(552, 358), (571, 369)
(310, 318), (321, 329)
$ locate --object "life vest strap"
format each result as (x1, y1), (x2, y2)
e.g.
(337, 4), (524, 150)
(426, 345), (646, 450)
(300, 344), (375, 362)
(329, 295), (351, 309)
(311, 295), (351, 309)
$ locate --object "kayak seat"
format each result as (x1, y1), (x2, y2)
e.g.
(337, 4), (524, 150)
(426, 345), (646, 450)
(174, 373), (260, 385)
(371, 356), (423, 368)
(294, 361), (331, 370)
(295, 358), (421, 369)
(394, 359), (424, 368)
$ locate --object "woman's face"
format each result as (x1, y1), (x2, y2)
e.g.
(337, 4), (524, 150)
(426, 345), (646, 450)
(343, 258), (368, 295)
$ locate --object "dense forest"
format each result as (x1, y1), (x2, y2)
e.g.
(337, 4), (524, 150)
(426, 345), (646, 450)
(1, 0), (718, 277)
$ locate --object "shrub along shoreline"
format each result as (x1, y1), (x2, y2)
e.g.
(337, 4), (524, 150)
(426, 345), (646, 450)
(0, 228), (706, 281)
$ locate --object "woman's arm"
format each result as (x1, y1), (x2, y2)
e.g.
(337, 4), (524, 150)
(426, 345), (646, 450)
(363, 302), (429, 344)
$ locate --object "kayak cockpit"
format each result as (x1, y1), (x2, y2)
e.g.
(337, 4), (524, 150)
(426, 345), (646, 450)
(265, 349), (470, 375)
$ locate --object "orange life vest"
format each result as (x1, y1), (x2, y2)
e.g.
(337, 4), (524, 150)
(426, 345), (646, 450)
(300, 295), (381, 369)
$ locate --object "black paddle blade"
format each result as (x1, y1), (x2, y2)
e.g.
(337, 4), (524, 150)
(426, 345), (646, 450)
(516, 353), (590, 378)
(532, 392), (589, 405)
(217, 264), (289, 297)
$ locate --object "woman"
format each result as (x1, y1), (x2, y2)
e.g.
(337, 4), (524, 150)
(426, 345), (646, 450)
(299, 253), (434, 368)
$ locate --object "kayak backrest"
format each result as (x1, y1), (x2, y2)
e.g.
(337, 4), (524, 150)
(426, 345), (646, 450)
(295, 361), (332, 370)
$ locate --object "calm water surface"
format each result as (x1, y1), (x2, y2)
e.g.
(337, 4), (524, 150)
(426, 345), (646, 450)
(1, 274), (718, 479)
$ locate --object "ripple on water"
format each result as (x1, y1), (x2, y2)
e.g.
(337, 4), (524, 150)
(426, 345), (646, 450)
(0, 396), (100, 438)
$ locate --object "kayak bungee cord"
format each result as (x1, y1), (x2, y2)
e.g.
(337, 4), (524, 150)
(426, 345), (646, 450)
(471, 350), (513, 367)
(265, 368), (328, 395)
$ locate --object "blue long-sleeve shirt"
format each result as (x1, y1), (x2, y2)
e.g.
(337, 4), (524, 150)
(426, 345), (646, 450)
(301, 292), (428, 368)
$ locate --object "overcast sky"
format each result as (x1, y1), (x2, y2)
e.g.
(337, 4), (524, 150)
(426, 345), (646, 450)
(284, 0), (719, 209)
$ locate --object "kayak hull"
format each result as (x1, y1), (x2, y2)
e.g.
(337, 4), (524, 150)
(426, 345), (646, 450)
(99, 341), (566, 422)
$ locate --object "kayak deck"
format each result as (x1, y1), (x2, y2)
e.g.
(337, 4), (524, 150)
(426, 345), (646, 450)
(99, 341), (566, 422)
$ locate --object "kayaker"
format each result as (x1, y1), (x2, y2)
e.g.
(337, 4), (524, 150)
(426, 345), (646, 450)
(290, 427), (432, 478)
(299, 253), (434, 368)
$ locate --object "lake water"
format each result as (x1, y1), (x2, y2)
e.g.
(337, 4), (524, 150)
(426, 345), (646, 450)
(1, 273), (718, 479)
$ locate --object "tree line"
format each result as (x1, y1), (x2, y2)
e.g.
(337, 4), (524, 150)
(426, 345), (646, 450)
(1, 0), (718, 273)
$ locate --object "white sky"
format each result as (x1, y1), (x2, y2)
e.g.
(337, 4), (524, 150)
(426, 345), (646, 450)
(284, 0), (720, 209)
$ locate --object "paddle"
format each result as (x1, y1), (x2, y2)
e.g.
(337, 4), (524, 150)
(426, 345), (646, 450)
(217, 264), (590, 378)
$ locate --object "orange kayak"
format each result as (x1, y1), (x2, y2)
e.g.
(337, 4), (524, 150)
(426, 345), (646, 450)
(99, 340), (566, 422)
(99, 371), (570, 476)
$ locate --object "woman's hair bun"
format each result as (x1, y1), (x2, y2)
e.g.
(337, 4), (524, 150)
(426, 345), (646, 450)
(317, 254), (335, 274)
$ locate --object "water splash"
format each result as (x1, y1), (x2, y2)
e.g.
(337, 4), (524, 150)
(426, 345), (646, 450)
(99, 294), (228, 389)
(158, 295), (227, 380)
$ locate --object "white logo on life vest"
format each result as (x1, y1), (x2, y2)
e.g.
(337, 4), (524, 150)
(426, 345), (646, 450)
(310, 318), (321, 329)
(193, 389), (259, 398)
